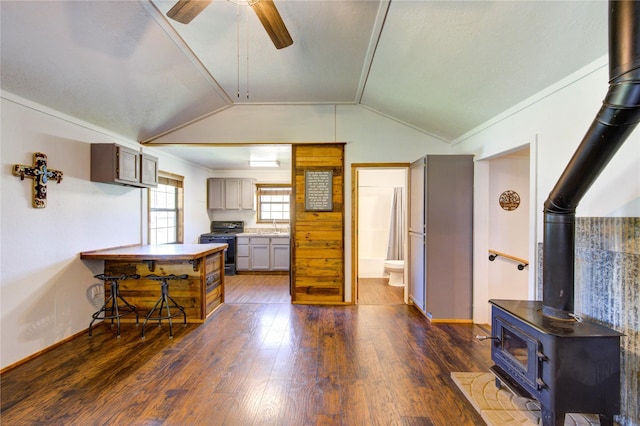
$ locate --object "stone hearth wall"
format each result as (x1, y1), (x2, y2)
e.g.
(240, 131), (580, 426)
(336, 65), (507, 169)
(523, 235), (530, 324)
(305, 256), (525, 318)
(536, 217), (638, 425)
(574, 217), (639, 426)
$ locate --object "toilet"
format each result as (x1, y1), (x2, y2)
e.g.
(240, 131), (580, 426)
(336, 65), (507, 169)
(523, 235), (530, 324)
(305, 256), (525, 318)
(383, 260), (405, 287)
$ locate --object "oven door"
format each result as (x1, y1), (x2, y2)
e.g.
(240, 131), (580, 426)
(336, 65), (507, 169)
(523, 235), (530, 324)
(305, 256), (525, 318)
(199, 234), (236, 275)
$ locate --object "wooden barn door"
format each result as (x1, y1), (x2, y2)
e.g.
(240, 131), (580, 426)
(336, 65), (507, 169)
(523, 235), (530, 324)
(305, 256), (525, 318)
(291, 143), (345, 304)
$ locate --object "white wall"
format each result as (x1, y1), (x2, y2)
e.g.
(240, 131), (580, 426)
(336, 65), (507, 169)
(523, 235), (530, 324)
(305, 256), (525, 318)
(454, 55), (640, 323)
(455, 56), (639, 219)
(0, 95), (215, 370)
(151, 104), (337, 143)
(487, 152), (530, 303)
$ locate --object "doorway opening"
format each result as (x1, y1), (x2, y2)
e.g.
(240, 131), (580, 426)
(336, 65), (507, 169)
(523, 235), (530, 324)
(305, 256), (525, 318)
(487, 146), (531, 300)
(352, 164), (409, 305)
(474, 144), (534, 323)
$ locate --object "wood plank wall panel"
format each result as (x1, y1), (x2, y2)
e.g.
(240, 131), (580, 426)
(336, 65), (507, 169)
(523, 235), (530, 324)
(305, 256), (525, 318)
(102, 251), (223, 323)
(291, 144), (346, 304)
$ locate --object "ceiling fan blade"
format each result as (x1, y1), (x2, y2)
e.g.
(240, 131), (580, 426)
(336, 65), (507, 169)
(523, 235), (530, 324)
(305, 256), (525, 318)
(167, 0), (213, 24)
(251, 0), (293, 49)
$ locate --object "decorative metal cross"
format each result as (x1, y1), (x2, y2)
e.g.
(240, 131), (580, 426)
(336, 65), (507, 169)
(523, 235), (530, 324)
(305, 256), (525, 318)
(13, 152), (64, 208)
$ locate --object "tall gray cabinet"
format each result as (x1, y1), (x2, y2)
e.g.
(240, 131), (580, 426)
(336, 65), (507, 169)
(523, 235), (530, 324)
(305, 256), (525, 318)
(409, 155), (473, 321)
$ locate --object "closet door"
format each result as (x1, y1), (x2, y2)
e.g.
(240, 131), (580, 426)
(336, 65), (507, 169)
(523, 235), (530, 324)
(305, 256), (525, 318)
(409, 231), (425, 311)
(425, 155), (473, 321)
(408, 158), (426, 312)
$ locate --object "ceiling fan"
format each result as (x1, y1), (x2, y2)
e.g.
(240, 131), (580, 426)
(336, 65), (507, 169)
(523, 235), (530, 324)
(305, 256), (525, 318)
(166, 0), (293, 49)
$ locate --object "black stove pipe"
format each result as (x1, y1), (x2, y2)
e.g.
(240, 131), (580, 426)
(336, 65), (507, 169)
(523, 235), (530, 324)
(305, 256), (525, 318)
(542, 0), (640, 319)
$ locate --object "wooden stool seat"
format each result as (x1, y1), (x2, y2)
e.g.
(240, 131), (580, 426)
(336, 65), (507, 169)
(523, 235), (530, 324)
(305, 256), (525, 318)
(89, 273), (140, 338)
(141, 274), (188, 339)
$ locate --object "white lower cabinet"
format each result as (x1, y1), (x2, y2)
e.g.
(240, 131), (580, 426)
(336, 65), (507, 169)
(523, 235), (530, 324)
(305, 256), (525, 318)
(249, 238), (270, 270)
(236, 237), (250, 271)
(236, 236), (289, 271)
(270, 239), (290, 271)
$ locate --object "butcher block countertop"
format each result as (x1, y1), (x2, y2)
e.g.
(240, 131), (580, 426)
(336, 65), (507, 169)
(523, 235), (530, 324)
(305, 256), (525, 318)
(80, 243), (228, 261)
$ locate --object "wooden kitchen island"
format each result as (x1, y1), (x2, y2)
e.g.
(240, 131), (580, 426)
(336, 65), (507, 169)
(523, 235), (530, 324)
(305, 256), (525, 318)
(80, 244), (228, 323)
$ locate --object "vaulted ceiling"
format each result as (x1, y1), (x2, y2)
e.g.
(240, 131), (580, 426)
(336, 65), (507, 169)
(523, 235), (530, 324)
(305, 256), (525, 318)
(1, 1), (608, 167)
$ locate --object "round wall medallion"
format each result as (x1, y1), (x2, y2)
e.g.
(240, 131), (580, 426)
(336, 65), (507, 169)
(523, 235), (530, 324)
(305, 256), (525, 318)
(499, 190), (520, 211)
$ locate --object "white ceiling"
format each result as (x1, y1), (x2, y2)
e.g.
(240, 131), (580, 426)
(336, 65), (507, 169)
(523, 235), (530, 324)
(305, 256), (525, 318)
(1, 0), (608, 170)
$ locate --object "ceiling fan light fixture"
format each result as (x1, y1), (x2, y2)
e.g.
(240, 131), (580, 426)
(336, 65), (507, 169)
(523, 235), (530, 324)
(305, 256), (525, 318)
(166, 0), (293, 49)
(249, 160), (280, 168)
(166, 0), (213, 24)
(252, 0), (293, 49)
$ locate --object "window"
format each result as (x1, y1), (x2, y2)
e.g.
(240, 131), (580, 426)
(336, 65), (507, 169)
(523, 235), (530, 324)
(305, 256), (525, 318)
(148, 173), (184, 245)
(257, 184), (291, 223)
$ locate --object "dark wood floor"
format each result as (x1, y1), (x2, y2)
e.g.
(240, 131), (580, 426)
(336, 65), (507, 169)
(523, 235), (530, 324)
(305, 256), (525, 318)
(1, 276), (492, 425)
(225, 275), (404, 306)
(357, 277), (405, 305)
(225, 274), (292, 304)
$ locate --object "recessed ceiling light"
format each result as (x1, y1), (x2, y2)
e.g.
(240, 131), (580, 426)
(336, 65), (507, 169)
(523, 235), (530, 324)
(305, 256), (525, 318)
(249, 160), (279, 168)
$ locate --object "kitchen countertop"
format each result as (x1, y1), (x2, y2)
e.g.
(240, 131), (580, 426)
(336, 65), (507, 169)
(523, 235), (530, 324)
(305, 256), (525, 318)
(80, 243), (228, 323)
(80, 243), (228, 261)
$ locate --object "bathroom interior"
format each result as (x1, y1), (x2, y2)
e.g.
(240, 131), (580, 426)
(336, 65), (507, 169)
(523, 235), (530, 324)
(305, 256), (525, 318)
(357, 168), (408, 304)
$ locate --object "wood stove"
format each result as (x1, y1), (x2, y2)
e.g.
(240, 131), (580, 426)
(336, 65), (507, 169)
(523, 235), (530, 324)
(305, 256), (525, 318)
(480, 2), (639, 425)
(489, 300), (622, 426)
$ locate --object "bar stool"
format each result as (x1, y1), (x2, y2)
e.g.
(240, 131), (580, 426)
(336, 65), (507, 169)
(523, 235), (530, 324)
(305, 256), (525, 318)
(141, 274), (188, 339)
(89, 273), (140, 338)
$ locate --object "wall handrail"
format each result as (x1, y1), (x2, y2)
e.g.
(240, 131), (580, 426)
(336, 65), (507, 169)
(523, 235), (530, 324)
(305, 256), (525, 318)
(488, 249), (529, 271)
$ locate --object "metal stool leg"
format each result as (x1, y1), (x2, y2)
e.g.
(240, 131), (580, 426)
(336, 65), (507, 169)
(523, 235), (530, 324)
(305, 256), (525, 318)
(89, 284), (117, 337)
(141, 292), (165, 339)
(141, 274), (188, 339)
(89, 274), (139, 338)
(163, 284), (187, 337)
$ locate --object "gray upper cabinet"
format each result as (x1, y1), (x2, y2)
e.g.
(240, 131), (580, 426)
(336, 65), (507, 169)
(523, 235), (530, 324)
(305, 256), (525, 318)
(207, 178), (225, 210)
(90, 143), (157, 188)
(207, 178), (256, 210)
(140, 153), (159, 187)
(240, 179), (256, 210)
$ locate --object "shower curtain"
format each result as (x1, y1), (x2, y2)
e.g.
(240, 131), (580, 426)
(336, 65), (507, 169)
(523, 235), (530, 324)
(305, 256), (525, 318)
(386, 187), (405, 260)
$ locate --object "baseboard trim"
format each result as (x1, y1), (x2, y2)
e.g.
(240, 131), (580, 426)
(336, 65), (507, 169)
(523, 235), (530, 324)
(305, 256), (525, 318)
(0, 326), (94, 374)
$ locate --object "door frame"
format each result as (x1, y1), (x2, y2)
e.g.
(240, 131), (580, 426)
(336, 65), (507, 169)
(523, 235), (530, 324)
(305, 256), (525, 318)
(472, 141), (537, 323)
(351, 163), (410, 304)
